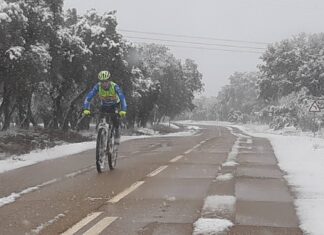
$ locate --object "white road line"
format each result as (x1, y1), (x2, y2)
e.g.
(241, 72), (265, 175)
(0, 179), (58, 208)
(184, 143), (201, 155)
(118, 155), (128, 159)
(169, 155), (184, 163)
(184, 148), (194, 154)
(65, 166), (95, 178)
(0, 165), (96, 208)
(32, 212), (66, 234)
(147, 165), (168, 177)
(61, 212), (102, 235)
(199, 139), (209, 145)
(83, 217), (118, 235)
(194, 144), (201, 149)
(108, 181), (145, 203)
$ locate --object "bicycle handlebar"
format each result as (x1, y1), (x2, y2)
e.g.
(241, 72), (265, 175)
(76, 110), (124, 131)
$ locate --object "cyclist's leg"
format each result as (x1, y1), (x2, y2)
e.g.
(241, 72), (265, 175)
(112, 113), (121, 149)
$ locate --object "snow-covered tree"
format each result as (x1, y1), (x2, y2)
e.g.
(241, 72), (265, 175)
(0, 1), (27, 129)
(0, 1), (53, 129)
(256, 33), (324, 129)
(135, 44), (203, 125)
(215, 72), (260, 122)
(0, 2), (203, 130)
(259, 33), (324, 101)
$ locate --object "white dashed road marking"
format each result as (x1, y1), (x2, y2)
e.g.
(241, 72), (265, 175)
(108, 181), (145, 204)
(193, 144), (201, 149)
(184, 145), (199, 154)
(147, 166), (168, 177)
(61, 212), (102, 235)
(169, 155), (184, 163)
(184, 148), (194, 154)
(83, 217), (118, 235)
(0, 179), (58, 208)
(62, 138), (215, 234)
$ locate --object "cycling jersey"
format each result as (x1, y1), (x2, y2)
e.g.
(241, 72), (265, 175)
(83, 82), (127, 111)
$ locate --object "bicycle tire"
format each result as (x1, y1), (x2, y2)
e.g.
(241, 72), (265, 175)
(108, 129), (117, 170)
(96, 128), (108, 173)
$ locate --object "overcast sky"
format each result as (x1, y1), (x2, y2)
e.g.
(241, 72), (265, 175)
(64, 0), (324, 97)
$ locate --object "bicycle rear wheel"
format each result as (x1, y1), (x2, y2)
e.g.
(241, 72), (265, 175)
(96, 128), (108, 173)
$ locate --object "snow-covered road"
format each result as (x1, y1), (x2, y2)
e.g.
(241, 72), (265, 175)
(1, 121), (323, 234)
(181, 121), (324, 235)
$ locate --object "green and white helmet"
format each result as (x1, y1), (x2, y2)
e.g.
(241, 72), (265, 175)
(98, 70), (111, 81)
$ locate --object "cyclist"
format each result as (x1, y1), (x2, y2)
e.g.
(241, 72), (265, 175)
(83, 70), (127, 149)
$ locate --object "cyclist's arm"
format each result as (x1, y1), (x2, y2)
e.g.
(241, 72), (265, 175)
(83, 83), (99, 110)
(115, 85), (127, 111)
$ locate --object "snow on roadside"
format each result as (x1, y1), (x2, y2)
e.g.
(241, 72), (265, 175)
(0, 129), (199, 174)
(163, 129), (198, 137)
(0, 179), (57, 207)
(176, 120), (231, 127)
(186, 125), (202, 130)
(159, 122), (180, 129)
(178, 120), (324, 235)
(193, 218), (233, 235)
(222, 161), (238, 167)
(0, 141), (96, 174)
(135, 128), (157, 135)
(31, 212), (66, 234)
(202, 195), (236, 217)
(229, 123), (324, 235)
(215, 173), (234, 181)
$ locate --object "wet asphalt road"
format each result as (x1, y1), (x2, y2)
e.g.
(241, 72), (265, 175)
(0, 126), (304, 235)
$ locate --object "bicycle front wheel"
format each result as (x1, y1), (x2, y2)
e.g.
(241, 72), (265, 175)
(96, 128), (108, 173)
(108, 130), (117, 170)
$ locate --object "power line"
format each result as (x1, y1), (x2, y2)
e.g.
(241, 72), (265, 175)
(132, 41), (263, 54)
(124, 36), (267, 50)
(119, 29), (270, 45)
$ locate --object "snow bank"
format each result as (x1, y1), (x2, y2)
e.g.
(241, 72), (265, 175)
(179, 120), (324, 235)
(215, 173), (234, 181)
(0, 141), (96, 174)
(135, 128), (157, 135)
(202, 195), (236, 216)
(193, 218), (233, 235)
(231, 124), (324, 235)
(159, 122), (181, 130)
(0, 130), (197, 174)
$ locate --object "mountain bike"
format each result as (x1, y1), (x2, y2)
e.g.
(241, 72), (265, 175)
(96, 112), (119, 173)
(76, 111), (119, 173)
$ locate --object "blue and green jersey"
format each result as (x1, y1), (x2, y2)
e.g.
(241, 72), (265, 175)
(83, 82), (127, 111)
